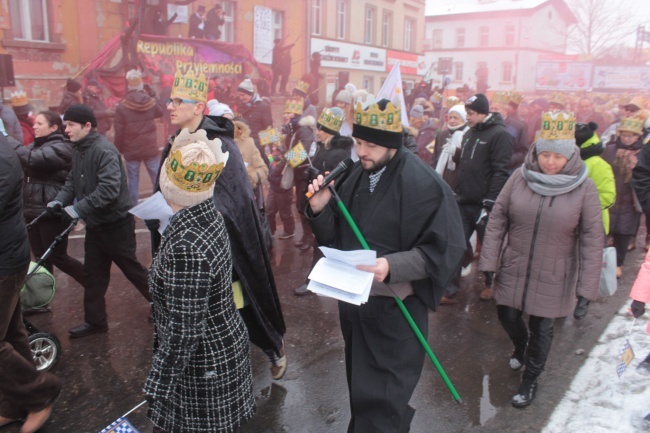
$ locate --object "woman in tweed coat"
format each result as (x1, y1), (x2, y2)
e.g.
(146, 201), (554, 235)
(145, 132), (254, 433)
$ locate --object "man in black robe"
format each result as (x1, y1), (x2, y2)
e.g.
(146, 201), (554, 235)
(147, 70), (287, 380)
(306, 97), (466, 433)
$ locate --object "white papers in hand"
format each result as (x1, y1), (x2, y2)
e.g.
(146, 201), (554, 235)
(307, 247), (376, 305)
(128, 192), (174, 234)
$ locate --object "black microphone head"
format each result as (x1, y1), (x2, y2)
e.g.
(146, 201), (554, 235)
(340, 157), (354, 170)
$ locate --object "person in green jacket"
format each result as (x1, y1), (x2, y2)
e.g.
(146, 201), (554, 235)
(575, 122), (616, 234)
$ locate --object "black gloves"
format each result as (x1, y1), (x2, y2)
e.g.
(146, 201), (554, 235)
(482, 199), (495, 212)
(144, 219), (160, 232)
(574, 296), (590, 320)
(61, 206), (80, 226)
(631, 300), (646, 318)
(302, 166), (319, 183)
(45, 201), (62, 218)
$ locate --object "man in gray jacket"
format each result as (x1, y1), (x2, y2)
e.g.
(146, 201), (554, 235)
(0, 100), (23, 144)
(48, 104), (150, 338)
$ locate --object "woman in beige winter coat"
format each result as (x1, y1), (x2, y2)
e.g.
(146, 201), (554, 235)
(233, 119), (268, 188)
(479, 114), (603, 409)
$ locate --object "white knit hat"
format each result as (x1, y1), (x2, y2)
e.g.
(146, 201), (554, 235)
(159, 129), (229, 207)
(126, 69), (143, 91)
(448, 104), (467, 122)
(335, 89), (352, 105)
(238, 78), (255, 95)
(208, 102), (234, 118)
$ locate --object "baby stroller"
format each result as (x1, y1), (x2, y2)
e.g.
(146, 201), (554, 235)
(21, 212), (77, 371)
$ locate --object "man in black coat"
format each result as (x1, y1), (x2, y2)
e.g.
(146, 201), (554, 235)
(235, 78), (273, 164)
(188, 6), (205, 39)
(305, 98), (466, 433)
(151, 71), (287, 380)
(0, 134), (62, 431)
(449, 94), (513, 301)
(633, 139), (650, 251)
(50, 104), (150, 338)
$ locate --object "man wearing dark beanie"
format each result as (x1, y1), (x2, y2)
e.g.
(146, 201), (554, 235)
(58, 78), (83, 115)
(442, 93), (513, 302)
(305, 95), (466, 433)
(47, 104), (150, 338)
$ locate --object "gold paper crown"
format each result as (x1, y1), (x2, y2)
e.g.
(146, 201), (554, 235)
(492, 92), (510, 106)
(10, 91), (28, 107)
(170, 69), (207, 103)
(508, 91), (524, 106)
(165, 148), (224, 193)
(284, 99), (303, 116)
(549, 92), (566, 108)
(354, 100), (402, 133)
(317, 108), (344, 133)
(539, 111), (575, 141)
(618, 115), (644, 135)
(293, 81), (310, 97)
(445, 96), (460, 109)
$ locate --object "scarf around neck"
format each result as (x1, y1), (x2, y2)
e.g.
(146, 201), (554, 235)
(520, 147), (589, 196)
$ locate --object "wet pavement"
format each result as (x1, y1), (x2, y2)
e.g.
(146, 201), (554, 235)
(7, 211), (647, 433)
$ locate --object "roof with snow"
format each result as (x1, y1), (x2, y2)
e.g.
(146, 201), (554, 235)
(427, 0), (572, 18)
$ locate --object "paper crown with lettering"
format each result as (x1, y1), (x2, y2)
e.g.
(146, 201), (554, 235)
(549, 92), (567, 109)
(508, 91), (524, 107)
(445, 95), (460, 109)
(284, 99), (303, 116)
(491, 91), (510, 106)
(160, 129), (229, 206)
(292, 81), (310, 99)
(317, 107), (344, 135)
(170, 69), (208, 103)
(618, 115), (644, 136)
(352, 94), (403, 149)
(538, 111), (575, 141)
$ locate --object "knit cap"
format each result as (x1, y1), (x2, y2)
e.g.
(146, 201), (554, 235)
(575, 122), (598, 147)
(335, 89), (352, 105)
(238, 78), (255, 95)
(63, 104), (97, 127)
(409, 105), (424, 119)
(535, 139), (576, 159)
(208, 101), (234, 118)
(448, 104), (467, 122)
(159, 129), (229, 207)
(126, 69), (143, 91)
(465, 93), (489, 115)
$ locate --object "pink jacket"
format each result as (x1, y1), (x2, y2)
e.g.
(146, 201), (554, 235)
(630, 249), (650, 333)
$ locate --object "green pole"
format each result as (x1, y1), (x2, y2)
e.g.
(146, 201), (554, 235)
(327, 186), (462, 404)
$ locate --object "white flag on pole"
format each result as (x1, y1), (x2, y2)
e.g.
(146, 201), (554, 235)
(377, 60), (410, 128)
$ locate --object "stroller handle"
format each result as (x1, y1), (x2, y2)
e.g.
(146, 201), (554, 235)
(26, 210), (49, 230)
(27, 218), (79, 280)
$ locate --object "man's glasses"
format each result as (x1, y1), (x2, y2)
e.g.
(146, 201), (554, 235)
(166, 98), (197, 107)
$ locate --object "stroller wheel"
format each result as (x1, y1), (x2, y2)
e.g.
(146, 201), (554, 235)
(29, 332), (61, 371)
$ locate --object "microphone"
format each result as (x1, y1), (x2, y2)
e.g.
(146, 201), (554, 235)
(305, 157), (354, 199)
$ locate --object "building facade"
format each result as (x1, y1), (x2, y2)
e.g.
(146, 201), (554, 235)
(424, 0), (576, 93)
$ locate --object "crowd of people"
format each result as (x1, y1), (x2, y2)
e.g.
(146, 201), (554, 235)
(1, 61), (650, 432)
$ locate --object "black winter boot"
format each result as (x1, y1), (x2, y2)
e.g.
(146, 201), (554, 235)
(574, 296), (590, 320)
(511, 377), (538, 408)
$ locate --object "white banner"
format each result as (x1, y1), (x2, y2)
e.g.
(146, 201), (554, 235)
(593, 66), (650, 91)
(253, 6), (274, 65)
(311, 38), (386, 72)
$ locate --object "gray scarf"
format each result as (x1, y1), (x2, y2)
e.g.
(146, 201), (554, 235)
(520, 163), (588, 196)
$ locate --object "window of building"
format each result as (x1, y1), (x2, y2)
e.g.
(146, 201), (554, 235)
(9, 0), (49, 42)
(432, 29), (443, 49)
(337, 0), (348, 39)
(382, 11), (392, 47)
(220, 1), (235, 43)
(312, 0), (322, 36)
(502, 62), (513, 82)
(456, 28), (465, 48)
(479, 26), (489, 47)
(363, 75), (374, 94)
(404, 18), (414, 51)
(505, 25), (515, 47)
(364, 6), (375, 45)
(273, 10), (283, 41)
(454, 62), (463, 81)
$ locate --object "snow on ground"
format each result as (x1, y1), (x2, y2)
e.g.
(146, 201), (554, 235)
(543, 305), (650, 433)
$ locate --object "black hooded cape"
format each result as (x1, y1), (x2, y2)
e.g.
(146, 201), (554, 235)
(154, 115), (286, 353)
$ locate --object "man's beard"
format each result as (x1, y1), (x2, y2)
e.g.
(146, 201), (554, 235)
(361, 149), (393, 173)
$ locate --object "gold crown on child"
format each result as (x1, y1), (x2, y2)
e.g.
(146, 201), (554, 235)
(317, 108), (344, 133)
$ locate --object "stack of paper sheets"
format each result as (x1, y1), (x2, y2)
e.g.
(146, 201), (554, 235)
(307, 247), (377, 305)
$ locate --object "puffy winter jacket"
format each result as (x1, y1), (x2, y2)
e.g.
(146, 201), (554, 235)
(83, 89), (113, 134)
(0, 103), (23, 144)
(237, 94), (273, 146)
(14, 132), (73, 220)
(114, 90), (163, 161)
(580, 135), (615, 234)
(310, 134), (353, 177)
(604, 137), (643, 236)
(479, 147), (604, 318)
(633, 141), (650, 213)
(454, 112), (513, 204)
(630, 249), (650, 333)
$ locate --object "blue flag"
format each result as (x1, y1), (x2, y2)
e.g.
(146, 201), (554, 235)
(99, 417), (140, 433)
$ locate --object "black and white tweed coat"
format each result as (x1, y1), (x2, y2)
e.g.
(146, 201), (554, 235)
(145, 199), (255, 433)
